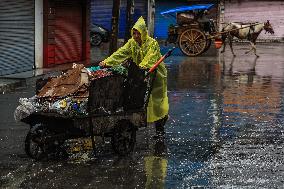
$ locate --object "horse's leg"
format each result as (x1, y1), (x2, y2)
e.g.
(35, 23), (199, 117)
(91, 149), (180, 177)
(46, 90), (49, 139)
(220, 34), (227, 53)
(245, 41), (254, 54)
(228, 35), (236, 56)
(252, 42), (259, 57)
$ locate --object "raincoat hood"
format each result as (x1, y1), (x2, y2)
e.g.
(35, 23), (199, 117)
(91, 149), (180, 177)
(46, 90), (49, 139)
(131, 16), (148, 44)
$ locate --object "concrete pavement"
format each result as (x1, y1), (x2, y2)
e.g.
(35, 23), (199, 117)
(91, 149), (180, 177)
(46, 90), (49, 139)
(1, 42), (284, 188)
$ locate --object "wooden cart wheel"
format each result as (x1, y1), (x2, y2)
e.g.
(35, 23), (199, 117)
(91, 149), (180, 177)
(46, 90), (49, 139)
(178, 28), (207, 56)
(111, 120), (136, 155)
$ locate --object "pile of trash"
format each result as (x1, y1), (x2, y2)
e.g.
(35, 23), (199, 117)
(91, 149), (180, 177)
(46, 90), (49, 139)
(14, 63), (128, 122)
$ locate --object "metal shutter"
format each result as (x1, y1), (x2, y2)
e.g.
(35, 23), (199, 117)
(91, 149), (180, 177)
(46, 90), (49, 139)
(91, 0), (112, 31)
(155, 1), (182, 39)
(119, 0), (147, 38)
(0, 0), (35, 76)
(91, 0), (147, 38)
(54, 0), (82, 64)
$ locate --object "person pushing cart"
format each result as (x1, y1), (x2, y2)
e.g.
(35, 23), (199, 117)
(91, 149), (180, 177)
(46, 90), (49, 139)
(100, 16), (170, 137)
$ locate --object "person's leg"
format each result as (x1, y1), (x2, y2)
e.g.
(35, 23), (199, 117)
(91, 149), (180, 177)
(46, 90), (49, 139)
(155, 115), (168, 136)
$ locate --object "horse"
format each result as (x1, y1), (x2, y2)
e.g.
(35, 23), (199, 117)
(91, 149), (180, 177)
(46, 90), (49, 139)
(220, 20), (274, 57)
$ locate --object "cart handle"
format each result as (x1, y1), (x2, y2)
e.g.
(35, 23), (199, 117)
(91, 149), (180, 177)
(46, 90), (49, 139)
(146, 47), (175, 76)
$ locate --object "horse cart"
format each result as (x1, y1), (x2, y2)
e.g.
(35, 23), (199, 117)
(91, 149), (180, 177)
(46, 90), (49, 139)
(161, 4), (275, 57)
(161, 4), (217, 56)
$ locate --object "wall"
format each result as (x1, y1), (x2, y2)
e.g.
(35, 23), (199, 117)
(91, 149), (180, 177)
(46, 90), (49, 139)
(35, 0), (44, 69)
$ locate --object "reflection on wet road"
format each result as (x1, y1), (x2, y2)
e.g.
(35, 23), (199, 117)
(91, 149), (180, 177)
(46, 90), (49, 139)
(1, 44), (284, 188)
(165, 44), (284, 188)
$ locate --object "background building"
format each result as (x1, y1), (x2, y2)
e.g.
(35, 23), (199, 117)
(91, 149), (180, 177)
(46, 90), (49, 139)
(1, 0), (283, 76)
(0, 0), (90, 76)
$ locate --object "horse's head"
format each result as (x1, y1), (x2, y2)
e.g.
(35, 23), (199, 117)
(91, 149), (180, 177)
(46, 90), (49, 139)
(264, 20), (274, 34)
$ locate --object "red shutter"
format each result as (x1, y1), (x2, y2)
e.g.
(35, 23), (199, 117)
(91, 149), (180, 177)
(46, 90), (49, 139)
(54, 0), (82, 64)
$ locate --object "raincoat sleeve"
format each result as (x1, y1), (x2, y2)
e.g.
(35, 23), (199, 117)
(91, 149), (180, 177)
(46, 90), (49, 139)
(139, 41), (161, 69)
(104, 40), (132, 66)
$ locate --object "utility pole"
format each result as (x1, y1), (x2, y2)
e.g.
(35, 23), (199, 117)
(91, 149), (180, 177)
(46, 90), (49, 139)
(218, 0), (225, 32)
(124, 0), (134, 42)
(147, 0), (155, 37)
(109, 0), (121, 55)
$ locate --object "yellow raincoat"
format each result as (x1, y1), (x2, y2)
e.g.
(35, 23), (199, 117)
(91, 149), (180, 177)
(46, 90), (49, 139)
(104, 16), (169, 123)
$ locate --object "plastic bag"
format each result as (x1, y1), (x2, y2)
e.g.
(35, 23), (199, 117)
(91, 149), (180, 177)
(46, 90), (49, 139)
(14, 96), (39, 122)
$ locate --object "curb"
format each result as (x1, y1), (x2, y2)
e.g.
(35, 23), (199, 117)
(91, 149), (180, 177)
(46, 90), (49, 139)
(0, 68), (63, 94)
(0, 78), (27, 94)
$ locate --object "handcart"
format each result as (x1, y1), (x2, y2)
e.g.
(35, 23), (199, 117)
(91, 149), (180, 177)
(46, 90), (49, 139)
(19, 49), (174, 160)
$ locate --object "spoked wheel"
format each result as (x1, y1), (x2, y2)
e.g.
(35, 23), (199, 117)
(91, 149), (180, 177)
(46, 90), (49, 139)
(25, 124), (67, 160)
(178, 28), (207, 56)
(111, 120), (136, 155)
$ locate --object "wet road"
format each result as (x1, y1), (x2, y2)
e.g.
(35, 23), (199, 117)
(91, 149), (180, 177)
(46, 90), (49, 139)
(1, 43), (284, 188)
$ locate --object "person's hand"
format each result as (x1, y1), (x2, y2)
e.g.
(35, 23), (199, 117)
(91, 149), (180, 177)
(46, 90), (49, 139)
(139, 65), (148, 71)
(99, 61), (106, 67)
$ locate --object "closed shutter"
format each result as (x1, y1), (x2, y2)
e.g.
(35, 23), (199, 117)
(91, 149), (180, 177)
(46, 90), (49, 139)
(91, 0), (112, 31)
(155, 1), (185, 39)
(54, 0), (82, 64)
(0, 0), (34, 76)
(224, 0), (284, 41)
(91, 0), (147, 38)
(119, 0), (147, 38)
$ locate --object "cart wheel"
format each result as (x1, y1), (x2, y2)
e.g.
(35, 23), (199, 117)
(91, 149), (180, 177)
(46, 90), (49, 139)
(179, 28), (207, 56)
(25, 124), (48, 160)
(25, 124), (68, 160)
(111, 120), (136, 155)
